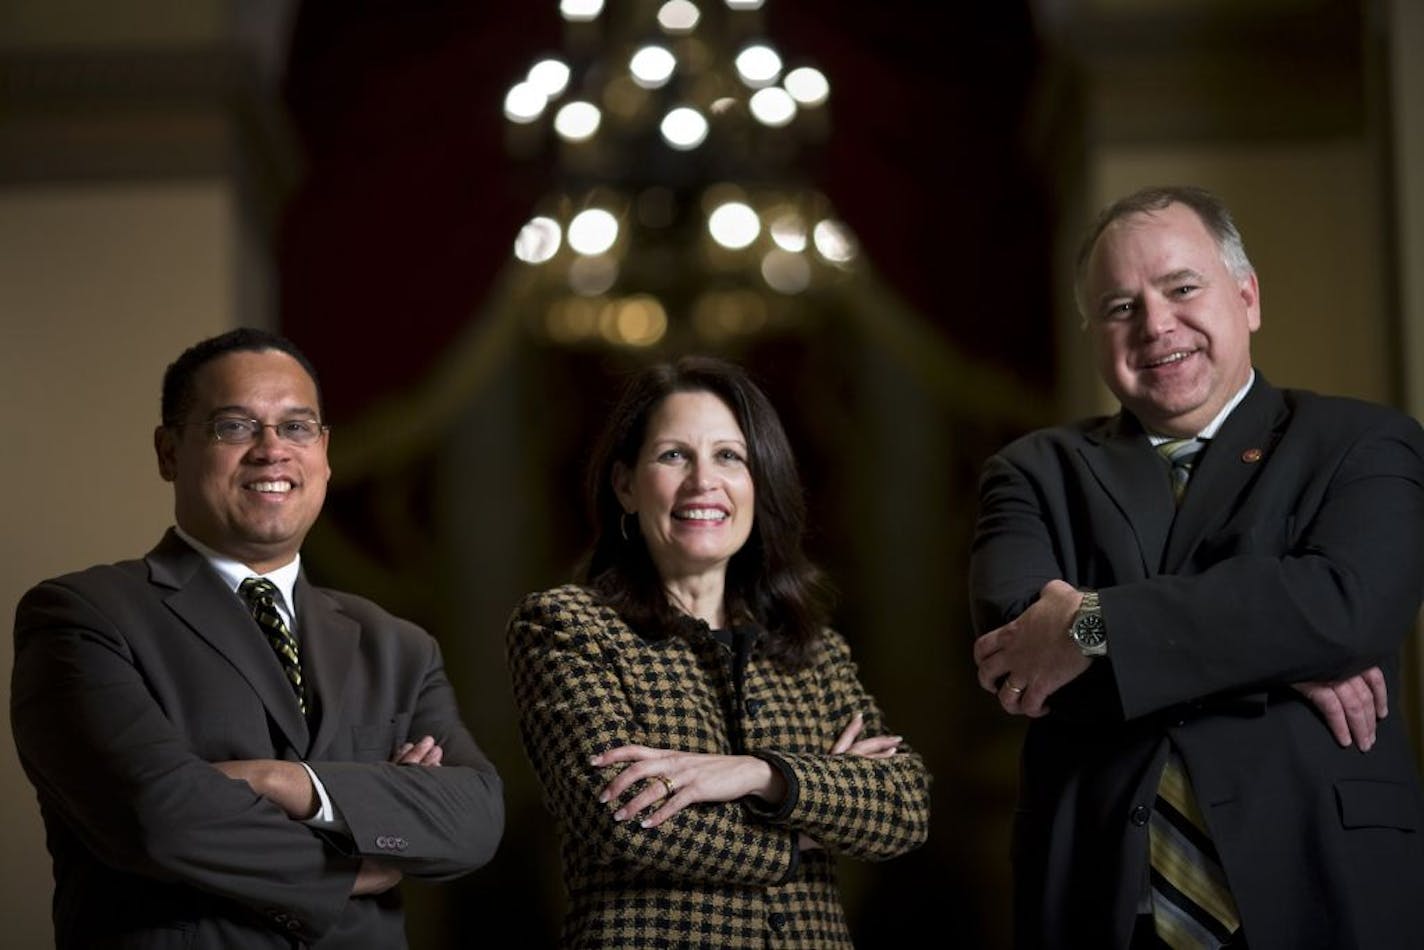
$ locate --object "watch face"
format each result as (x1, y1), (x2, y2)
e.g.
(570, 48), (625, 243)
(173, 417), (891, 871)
(1073, 613), (1106, 647)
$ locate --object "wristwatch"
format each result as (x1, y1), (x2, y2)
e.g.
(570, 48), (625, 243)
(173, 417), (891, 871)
(1068, 590), (1107, 657)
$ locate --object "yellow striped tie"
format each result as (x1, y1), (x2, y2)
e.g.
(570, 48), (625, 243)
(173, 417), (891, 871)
(1158, 437), (1204, 504)
(1150, 753), (1241, 947)
(1149, 437), (1240, 946)
(239, 577), (306, 714)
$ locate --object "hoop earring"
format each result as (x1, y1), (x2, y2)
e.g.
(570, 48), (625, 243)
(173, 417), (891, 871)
(620, 511), (634, 542)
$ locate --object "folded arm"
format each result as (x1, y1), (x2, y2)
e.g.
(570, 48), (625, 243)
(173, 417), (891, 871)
(969, 418), (1424, 734)
(506, 590), (799, 887)
(11, 581), (354, 941)
(306, 634), (503, 882)
(744, 629), (931, 861)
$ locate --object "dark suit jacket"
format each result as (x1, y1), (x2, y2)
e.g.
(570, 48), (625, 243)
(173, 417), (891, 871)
(11, 530), (503, 948)
(969, 377), (1424, 950)
(507, 585), (931, 948)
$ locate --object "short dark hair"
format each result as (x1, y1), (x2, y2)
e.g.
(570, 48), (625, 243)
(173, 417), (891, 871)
(160, 328), (323, 426)
(583, 356), (831, 669)
(1073, 185), (1254, 318)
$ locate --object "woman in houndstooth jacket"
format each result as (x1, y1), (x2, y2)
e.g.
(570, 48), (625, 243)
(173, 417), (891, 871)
(507, 356), (931, 948)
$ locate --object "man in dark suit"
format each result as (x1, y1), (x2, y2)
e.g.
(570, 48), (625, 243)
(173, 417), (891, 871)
(12, 329), (503, 948)
(970, 186), (1424, 949)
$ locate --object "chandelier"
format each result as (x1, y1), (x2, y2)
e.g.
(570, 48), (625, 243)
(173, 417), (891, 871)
(503, 0), (858, 349)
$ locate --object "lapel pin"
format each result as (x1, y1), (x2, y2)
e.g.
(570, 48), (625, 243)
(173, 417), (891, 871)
(1241, 448), (1263, 463)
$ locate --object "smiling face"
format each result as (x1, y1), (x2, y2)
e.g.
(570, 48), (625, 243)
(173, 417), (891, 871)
(1084, 202), (1261, 436)
(613, 389), (756, 591)
(155, 349), (331, 573)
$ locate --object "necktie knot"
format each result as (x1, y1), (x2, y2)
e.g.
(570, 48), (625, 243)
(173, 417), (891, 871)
(239, 577), (305, 714)
(1156, 437), (1205, 503)
(239, 576), (279, 609)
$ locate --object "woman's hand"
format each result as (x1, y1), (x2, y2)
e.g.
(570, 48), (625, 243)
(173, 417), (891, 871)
(592, 746), (784, 829)
(830, 711), (901, 758)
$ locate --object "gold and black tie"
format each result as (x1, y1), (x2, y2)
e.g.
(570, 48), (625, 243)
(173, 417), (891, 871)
(1150, 437), (1241, 948)
(239, 577), (306, 714)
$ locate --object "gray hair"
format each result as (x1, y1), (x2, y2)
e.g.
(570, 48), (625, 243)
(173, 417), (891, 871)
(1073, 185), (1254, 319)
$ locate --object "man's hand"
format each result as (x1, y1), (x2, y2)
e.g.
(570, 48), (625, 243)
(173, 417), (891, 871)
(1293, 667), (1388, 751)
(351, 859), (402, 896)
(392, 735), (443, 766)
(973, 579), (1092, 717)
(212, 759), (317, 820)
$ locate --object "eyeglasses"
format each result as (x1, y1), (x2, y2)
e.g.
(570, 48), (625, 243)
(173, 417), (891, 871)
(178, 417), (330, 446)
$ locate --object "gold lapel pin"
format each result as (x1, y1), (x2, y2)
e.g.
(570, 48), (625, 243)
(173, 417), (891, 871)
(1241, 448), (1263, 463)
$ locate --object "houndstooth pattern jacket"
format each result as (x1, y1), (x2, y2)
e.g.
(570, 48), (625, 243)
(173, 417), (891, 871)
(507, 584), (931, 948)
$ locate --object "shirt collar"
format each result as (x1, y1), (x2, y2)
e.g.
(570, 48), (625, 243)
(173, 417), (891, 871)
(1146, 369), (1255, 445)
(172, 525), (302, 624)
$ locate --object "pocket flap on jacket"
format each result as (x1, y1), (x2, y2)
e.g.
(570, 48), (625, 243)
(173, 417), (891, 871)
(1335, 779), (1421, 831)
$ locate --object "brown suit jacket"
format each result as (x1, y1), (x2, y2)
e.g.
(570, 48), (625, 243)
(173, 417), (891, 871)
(507, 584), (930, 948)
(12, 530), (503, 948)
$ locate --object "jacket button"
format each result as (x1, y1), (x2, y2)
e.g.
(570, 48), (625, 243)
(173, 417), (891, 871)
(769, 912), (787, 932)
(745, 698), (764, 717)
(1130, 805), (1150, 827)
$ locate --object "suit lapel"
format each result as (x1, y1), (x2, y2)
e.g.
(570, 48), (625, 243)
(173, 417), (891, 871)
(146, 530), (310, 752)
(296, 577), (359, 758)
(1162, 376), (1288, 571)
(1078, 413), (1176, 576)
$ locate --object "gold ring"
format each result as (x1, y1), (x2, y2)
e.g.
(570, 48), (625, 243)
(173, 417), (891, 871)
(652, 774), (675, 799)
(1006, 683), (1026, 695)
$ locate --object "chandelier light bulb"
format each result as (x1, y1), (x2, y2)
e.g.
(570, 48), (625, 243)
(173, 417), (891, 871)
(660, 107), (709, 150)
(813, 219), (858, 264)
(629, 45), (677, 89)
(725, 0), (765, 9)
(761, 249), (811, 294)
(514, 216), (562, 263)
(657, 0), (701, 33)
(554, 101), (602, 141)
(567, 208), (620, 255)
(749, 87), (796, 127)
(569, 255), (619, 295)
(528, 58), (571, 98)
(560, 0), (604, 22)
(708, 202), (761, 249)
(769, 213), (807, 252)
(734, 44), (782, 88)
(504, 82), (547, 123)
(784, 66), (830, 106)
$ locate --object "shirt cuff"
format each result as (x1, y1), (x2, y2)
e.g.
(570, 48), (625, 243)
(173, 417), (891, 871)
(299, 762), (346, 831)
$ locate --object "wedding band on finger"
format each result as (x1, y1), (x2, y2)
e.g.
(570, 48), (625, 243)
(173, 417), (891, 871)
(652, 774), (675, 799)
(1005, 683), (1026, 695)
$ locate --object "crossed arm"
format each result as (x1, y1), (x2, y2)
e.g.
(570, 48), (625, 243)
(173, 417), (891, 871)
(13, 580), (501, 940)
(506, 590), (929, 886)
(972, 579), (1390, 749)
(213, 735), (446, 895)
(968, 420), (1424, 747)
(595, 709), (901, 852)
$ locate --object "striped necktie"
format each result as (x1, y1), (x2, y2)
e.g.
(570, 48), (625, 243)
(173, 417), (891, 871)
(1158, 437), (1204, 504)
(239, 577), (306, 714)
(1150, 436), (1240, 947)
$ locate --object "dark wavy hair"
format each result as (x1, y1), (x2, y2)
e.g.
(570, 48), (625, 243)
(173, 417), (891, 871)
(161, 328), (323, 426)
(582, 356), (831, 669)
